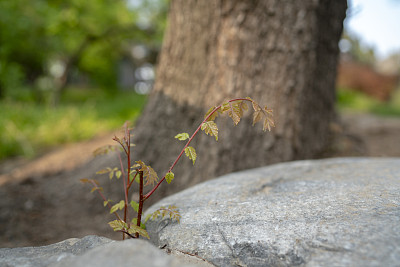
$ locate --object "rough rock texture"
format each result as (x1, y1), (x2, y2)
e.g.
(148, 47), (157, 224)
(145, 158), (400, 267)
(0, 235), (112, 267)
(53, 238), (208, 267)
(0, 235), (210, 267)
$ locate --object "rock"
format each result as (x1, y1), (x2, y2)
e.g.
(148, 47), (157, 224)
(145, 158), (400, 267)
(0, 235), (112, 267)
(53, 238), (208, 267)
(0, 235), (210, 267)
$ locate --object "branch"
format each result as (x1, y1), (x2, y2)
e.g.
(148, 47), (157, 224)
(144, 98), (252, 200)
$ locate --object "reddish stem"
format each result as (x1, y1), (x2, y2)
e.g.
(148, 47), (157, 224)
(114, 124), (134, 240)
(116, 153), (128, 240)
(135, 171), (144, 238)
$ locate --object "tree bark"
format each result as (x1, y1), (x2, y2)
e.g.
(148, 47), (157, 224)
(132, 0), (347, 203)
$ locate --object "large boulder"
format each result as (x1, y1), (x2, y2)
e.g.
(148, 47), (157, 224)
(145, 158), (400, 266)
(0, 235), (210, 267)
(0, 235), (111, 267)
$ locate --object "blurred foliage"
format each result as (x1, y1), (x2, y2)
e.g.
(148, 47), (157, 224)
(0, 89), (146, 160)
(337, 87), (400, 117)
(0, 0), (166, 160)
(340, 30), (377, 66)
(0, 0), (168, 100)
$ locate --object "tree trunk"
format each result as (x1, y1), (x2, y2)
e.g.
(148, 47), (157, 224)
(133, 0), (347, 204)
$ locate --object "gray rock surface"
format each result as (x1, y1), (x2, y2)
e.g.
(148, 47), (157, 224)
(53, 238), (207, 267)
(145, 158), (400, 267)
(0, 235), (112, 267)
(0, 235), (210, 267)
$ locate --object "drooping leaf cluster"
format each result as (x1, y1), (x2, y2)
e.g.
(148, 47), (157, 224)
(108, 219), (149, 239)
(205, 97), (275, 132)
(96, 167), (122, 180)
(133, 160), (158, 186)
(175, 97), (275, 166)
(145, 205), (181, 223)
(249, 98), (275, 132)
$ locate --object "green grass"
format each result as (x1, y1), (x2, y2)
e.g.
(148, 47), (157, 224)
(336, 87), (400, 117)
(0, 88), (146, 160)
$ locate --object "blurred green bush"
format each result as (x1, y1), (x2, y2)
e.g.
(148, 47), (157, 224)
(337, 87), (400, 116)
(0, 89), (146, 160)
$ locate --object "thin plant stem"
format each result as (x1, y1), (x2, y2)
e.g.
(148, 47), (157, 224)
(116, 152), (129, 240)
(135, 171), (144, 238)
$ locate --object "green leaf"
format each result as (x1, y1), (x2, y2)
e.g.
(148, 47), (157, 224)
(264, 106), (273, 116)
(108, 220), (127, 231)
(135, 160), (158, 186)
(110, 200), (125, 214)
(144, 213), (152, 223)
(165, 171), (175, 184)
(201, 121), (219, 141)
(130, 200), (139, 212)
(252, 109), (263, 125)
(90, 186), (103, 193)
(220, 102), (230, 113)
(184, 146), (197, 165)
(252, 101), (261, 112)
(204, 106), (219, 121)
(150, 209), (161, 221)
(174, 133), (189, 141)
(130, 219), (146, 229)
(239, 101), (248, 112)
(263, 117), (275, 132)
(103, 199), (112, 207)
(150, 205), (181, 223)
(227, 102), (241, 125)
(80, 178), (98, 184)
(132, 163), (140, 169)
(127, 225), (149, 239)
(96, 167), (112, 174)
(96, 167), (119, 180)
(115, 170), (122, 179)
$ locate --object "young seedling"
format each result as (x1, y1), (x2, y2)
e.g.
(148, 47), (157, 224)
(81, 97), (274, 239)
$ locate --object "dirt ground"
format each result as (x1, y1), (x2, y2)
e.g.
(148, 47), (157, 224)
(0, 112), (399, 248)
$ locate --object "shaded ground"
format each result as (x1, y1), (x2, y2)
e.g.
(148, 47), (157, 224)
(1, 112), (399, 248)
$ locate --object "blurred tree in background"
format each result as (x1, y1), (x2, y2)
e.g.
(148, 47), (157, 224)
(0, 0), (167, 104)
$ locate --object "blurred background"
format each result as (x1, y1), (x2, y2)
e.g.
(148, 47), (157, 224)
(0, 0), (399, 162)
(0, 0), (167, 161)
